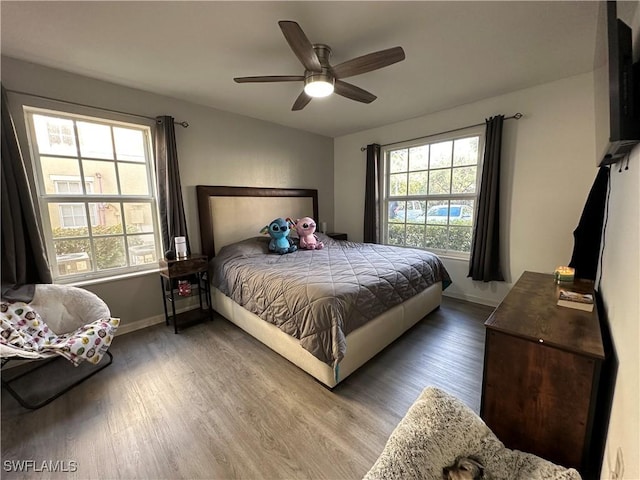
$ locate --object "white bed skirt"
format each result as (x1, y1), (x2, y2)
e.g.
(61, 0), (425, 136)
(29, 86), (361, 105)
(211, 282), (443, 388)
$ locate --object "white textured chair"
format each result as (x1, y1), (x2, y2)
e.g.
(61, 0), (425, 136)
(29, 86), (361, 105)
(1, 284), (119, 409)
(364, 386), (582, 480)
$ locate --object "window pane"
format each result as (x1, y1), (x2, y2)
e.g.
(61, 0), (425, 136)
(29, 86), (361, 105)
(426, 200), (450, 225)
(451, 166), (477, 194)
(409, 145), (429, 170)
(430, 141), (452, 169)
(123, 203), (154, 233)
(94, 236), (126, 270)
(390, 173), (407, 196)
(48, 203), (89, 235)
(450, 199), (475, 226)
(82, 160), (118, 195)
(54, 239), (91, 277)
(449, 226), (473, 252)
(114, 127), (146, 162)
(453, 137), (479, 166)
(33, 115), (77, 157)
(389, 149), (408, 173)
(119, 163), (149, 195)
(387, 224), (405, 245)
(425, 225), (448, 249)
(428, 169), (451, 194)
(77, 121), (114, 159)
(408, 171), (428, 195)
(41, 158), (81, 194)
(128, 234), (158, 266)
(89, 202), (123, 234)
(393, 201), (407, 222)
(406, 201), (426, 224)
(388, 201), (402, 222)
(406, 225), (426, 248)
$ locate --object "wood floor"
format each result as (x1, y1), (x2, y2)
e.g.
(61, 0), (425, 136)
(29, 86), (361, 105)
(1, 296), (494, 480)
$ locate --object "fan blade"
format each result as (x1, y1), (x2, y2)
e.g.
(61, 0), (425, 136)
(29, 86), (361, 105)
(234, 75), (304, 83)
(331, 46), (405, 79)
(278, 20), (322, 72)
(292, 91), (312, 111)
(334, 80), (377, 104)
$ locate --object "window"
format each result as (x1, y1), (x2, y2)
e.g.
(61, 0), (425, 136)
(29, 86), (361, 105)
(25, 107), (160, 281)
(383, 127), (484, 257)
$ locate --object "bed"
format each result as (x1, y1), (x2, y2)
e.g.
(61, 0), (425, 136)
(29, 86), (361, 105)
(196, 185), (451, 388)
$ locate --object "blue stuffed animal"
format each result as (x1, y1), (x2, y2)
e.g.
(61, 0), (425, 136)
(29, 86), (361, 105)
(260, 218), (297, 254)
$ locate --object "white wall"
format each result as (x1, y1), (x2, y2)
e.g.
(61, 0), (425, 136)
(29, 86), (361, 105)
(598, 5), (640, 478)
(598, 144), (640, 480)
(1, 56), (334, 328)
(334, 72), (597, 306)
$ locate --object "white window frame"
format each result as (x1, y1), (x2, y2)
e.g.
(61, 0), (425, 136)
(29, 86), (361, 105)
(381, 125), (485, 259)
(24, 106), (161, 283)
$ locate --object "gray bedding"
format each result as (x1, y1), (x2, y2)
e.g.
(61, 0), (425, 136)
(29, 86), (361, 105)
(211, 234), (451, 367)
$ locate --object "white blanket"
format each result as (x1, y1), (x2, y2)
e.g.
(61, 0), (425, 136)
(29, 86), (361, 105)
(0, 300), (119, 366)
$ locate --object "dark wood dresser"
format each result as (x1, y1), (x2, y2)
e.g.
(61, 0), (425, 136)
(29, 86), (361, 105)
(480, 271), (605, 477)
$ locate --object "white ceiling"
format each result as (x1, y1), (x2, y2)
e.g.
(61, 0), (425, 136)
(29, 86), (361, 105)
(0, 1), (617, 138)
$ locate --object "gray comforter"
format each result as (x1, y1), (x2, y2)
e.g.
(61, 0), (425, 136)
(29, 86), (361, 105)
(211, 235), (451, 367)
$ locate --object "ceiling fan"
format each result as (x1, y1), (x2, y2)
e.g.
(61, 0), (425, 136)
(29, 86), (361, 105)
(233, 20), (406, 111)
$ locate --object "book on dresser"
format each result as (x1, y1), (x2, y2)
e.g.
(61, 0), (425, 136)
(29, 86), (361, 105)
(557, 289), (594, 312)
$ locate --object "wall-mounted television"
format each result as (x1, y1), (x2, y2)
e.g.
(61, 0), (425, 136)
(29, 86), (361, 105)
(594, 1), (640, 166)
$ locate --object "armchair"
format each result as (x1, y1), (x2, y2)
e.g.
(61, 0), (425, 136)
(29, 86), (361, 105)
(1, 284), (119, 409)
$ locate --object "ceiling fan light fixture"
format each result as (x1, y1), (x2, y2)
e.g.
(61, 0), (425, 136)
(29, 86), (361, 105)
(304, 73), (335, 98)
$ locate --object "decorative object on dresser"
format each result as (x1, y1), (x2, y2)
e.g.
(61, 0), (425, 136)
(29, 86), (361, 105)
(159, 254), (213, 334)
(554, 265), (575, 283)
(480, 271), (606, 479)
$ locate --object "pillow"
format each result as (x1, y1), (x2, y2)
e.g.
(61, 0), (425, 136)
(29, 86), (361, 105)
(218, 236), (270, 258)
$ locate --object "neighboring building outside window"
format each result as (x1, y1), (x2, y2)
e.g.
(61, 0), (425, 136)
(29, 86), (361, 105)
(25, 107), (161, 281)
(382, 126), (484, 258)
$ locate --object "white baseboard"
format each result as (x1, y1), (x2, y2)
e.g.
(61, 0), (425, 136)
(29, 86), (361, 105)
(443, 291), (500, 308)
(115, 314), (165, 336)
(115, 305), (205, 336)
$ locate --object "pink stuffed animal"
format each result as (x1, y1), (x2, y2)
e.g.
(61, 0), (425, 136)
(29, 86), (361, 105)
(292, 217), (324, 250)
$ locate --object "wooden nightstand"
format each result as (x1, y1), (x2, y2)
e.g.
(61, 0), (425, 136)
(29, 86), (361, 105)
(327, 232), (347, 241)
(159, 254), (213, 333)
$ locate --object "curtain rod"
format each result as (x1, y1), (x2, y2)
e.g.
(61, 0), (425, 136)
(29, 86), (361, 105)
(359, 113), (522, 151)
(5, 88), (189, 127)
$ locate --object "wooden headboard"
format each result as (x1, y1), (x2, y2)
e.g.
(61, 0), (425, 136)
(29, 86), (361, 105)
(196, 186), (319, 258)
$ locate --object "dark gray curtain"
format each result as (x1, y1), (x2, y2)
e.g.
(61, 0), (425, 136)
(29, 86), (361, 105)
(363, 143), (381, 243)
(1, 85), (52, 301)
(468, 115), (505, 282)
(155, 116), (189, 255)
